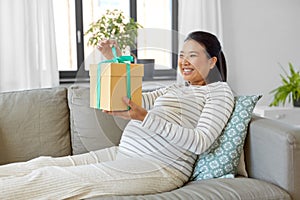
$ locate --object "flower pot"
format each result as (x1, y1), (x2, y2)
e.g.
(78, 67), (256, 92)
(137, 59), (155, 81)
(293, 98), (300, 107)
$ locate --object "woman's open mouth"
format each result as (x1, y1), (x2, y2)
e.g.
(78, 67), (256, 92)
(182, 68), (194, 75)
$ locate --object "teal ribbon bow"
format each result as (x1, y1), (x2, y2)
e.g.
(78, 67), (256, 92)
(96, 46), (133, 110)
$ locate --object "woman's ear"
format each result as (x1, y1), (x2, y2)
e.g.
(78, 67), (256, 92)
(209, 57), (218, 69)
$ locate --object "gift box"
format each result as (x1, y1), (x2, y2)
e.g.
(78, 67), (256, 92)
(90, 63), (144, 111)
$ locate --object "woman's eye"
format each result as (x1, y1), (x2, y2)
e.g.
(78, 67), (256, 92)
(190, 54), (197, 57)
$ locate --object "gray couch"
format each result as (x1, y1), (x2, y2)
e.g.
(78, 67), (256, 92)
(0, 85), (299, 200)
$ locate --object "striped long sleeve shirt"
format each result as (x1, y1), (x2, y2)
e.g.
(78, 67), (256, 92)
(117, 81), (234, 179)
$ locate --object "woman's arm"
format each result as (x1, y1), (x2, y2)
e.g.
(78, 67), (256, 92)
(141, 85), (234, 155)
(142, 87), (167, 110)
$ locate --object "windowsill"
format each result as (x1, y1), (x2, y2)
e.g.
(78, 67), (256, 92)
(59, 78), (90, 84)
(142, 79), (175, 92)
(59, 76), (176, 91)
(59, 68), (177, 84)
(59, 75), (176, 84)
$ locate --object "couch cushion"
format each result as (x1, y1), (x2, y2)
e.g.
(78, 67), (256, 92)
(0, 87), (71, 164)
(67, 85), (129, 155)
(88, 178), (290, 200)
(191, 95), (261, 180)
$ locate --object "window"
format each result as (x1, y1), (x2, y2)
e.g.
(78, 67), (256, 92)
(136, 0), (173, 70)
(53, 0), (77, 72)
(53, 0), (178, 83)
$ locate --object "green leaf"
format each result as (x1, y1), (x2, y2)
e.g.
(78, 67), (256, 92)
(269, 62), (300, 106)
(84, 9), (143, 50)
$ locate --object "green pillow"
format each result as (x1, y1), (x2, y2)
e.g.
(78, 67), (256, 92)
(191, 95), (261, 181)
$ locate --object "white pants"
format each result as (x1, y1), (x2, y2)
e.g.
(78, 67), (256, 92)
(0, 147), (186, 200)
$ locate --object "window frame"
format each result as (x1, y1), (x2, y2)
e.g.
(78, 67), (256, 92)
(59, 0), (178, 83)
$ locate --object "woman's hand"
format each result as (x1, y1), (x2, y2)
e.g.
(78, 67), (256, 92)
(97, 39), (122, 59)
(103, 97), (148, 121)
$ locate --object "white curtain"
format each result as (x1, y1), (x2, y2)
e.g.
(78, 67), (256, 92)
(177, 0), (223, 83)
(0, 0), (59, 92)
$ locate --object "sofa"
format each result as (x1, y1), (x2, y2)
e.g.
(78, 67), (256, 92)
(0, 85), (299, 200)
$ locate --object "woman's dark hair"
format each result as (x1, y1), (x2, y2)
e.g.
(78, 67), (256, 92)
(184, 31), (227, 82)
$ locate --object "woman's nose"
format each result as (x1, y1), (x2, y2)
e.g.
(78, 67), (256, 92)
(181, 58), (189, 65)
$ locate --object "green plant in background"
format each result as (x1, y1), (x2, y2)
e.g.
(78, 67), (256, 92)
(84, 9), (143, 52)
(269, 62), (300, 107)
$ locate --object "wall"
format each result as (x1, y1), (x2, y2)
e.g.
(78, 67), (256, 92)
(222, 0), (300, 105)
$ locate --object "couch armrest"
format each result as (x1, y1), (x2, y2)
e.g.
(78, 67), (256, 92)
(245, 116), (300, 199)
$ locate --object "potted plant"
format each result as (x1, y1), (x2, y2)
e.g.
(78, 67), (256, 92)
(84, 9), (143, 54)
(269, 62), (300, 107)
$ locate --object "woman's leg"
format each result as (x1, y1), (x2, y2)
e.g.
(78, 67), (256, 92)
(0, 158), (187, 199)
(0, 146), (118, 177)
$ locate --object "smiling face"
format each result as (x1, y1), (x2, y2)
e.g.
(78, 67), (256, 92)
(178, 39), (217, 85)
